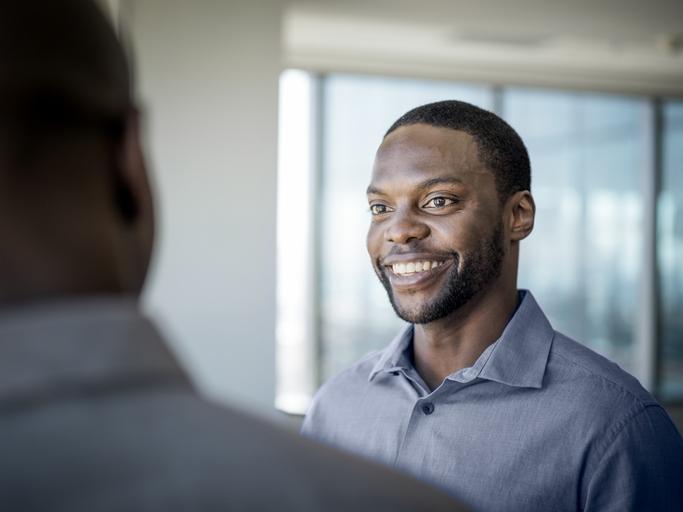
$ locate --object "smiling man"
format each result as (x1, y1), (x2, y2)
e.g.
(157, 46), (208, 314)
(301, 101), (683, 512)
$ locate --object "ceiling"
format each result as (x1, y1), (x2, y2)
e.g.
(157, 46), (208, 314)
(283, 0), (683, 96)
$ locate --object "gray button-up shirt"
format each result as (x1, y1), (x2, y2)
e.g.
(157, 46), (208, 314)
(0, 298), (466, 512)
(301, 291), (683, 512)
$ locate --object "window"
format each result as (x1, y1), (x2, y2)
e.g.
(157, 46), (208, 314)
(504, 90), (648, 375)
(277, 72), (681, 414)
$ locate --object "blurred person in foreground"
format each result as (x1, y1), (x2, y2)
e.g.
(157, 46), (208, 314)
(301, 100), (683, 511)
(0, 1), (469, 510)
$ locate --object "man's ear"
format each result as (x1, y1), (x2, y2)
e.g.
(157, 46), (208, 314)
(113, 108), (153, 228)
(112, 107), (155, 293)
(508, 190), (535, 242)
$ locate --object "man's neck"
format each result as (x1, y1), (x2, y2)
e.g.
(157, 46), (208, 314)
(412, 284), (520, 391)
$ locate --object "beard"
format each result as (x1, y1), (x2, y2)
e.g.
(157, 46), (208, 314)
(375, 219), (506, 325)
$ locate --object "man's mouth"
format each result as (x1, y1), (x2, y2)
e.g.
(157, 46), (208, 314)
(380, 253), (454, 291)
(389, 260), (445, 277)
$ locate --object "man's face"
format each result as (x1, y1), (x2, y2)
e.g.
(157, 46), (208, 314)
(366, 124), (507, 324)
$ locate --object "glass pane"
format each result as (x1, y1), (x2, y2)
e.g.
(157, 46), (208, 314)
(319, 74), (493, 381)
(503, 89), (647, 374)
(659, 100), (683, 401)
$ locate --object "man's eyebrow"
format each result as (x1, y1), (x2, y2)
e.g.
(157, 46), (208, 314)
(416, 177), (465, 190)
(367, 177), (465, 196)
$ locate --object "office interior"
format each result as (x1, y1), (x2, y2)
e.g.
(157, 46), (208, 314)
(101, 0), (683, 433)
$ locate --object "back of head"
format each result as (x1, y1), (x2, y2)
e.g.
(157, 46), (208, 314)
(385, 100), (531, 202)
(0, 0), (130, 149)
(0, 0), (152, 303)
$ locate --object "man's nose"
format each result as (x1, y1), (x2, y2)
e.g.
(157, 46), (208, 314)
(384, 209), (430, 244)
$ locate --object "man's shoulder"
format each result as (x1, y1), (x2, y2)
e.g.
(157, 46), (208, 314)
(548, 330), (657, 408)
(1, 387), (463, 512)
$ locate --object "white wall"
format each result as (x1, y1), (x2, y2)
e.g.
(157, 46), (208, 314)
(124, 0), (281, 416)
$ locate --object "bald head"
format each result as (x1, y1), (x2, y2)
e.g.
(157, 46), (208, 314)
(0, 0), (153, 304)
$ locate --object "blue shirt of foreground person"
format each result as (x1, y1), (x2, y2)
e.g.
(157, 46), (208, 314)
(301, 100), (683, 512)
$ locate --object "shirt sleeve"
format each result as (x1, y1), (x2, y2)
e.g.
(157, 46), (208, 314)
(583, 405), (683, 512)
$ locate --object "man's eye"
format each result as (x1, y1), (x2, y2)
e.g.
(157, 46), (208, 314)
(425, 197), (455, 209)
(370, 204), (389, 215)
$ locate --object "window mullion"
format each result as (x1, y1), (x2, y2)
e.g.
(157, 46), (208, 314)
(634, 99), (662, 393)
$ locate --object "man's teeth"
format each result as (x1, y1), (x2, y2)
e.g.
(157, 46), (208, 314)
(391, 261), (443, 276)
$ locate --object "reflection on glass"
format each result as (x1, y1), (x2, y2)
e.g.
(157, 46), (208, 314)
(503, 89), (646, 373)
(659, 101), (683, 401)
(319, 74), (493, 381)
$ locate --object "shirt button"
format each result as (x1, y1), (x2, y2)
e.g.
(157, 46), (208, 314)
(422, 402), (434, 415)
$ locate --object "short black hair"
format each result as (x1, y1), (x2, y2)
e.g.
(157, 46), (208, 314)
(0, 0), (130, 168)
(385, 100), (531, 201)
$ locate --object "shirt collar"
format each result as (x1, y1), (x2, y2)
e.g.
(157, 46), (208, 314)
(369, 290), (554, 389)
(369, 322), (414, 380)
(0, 296), (193, 407)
